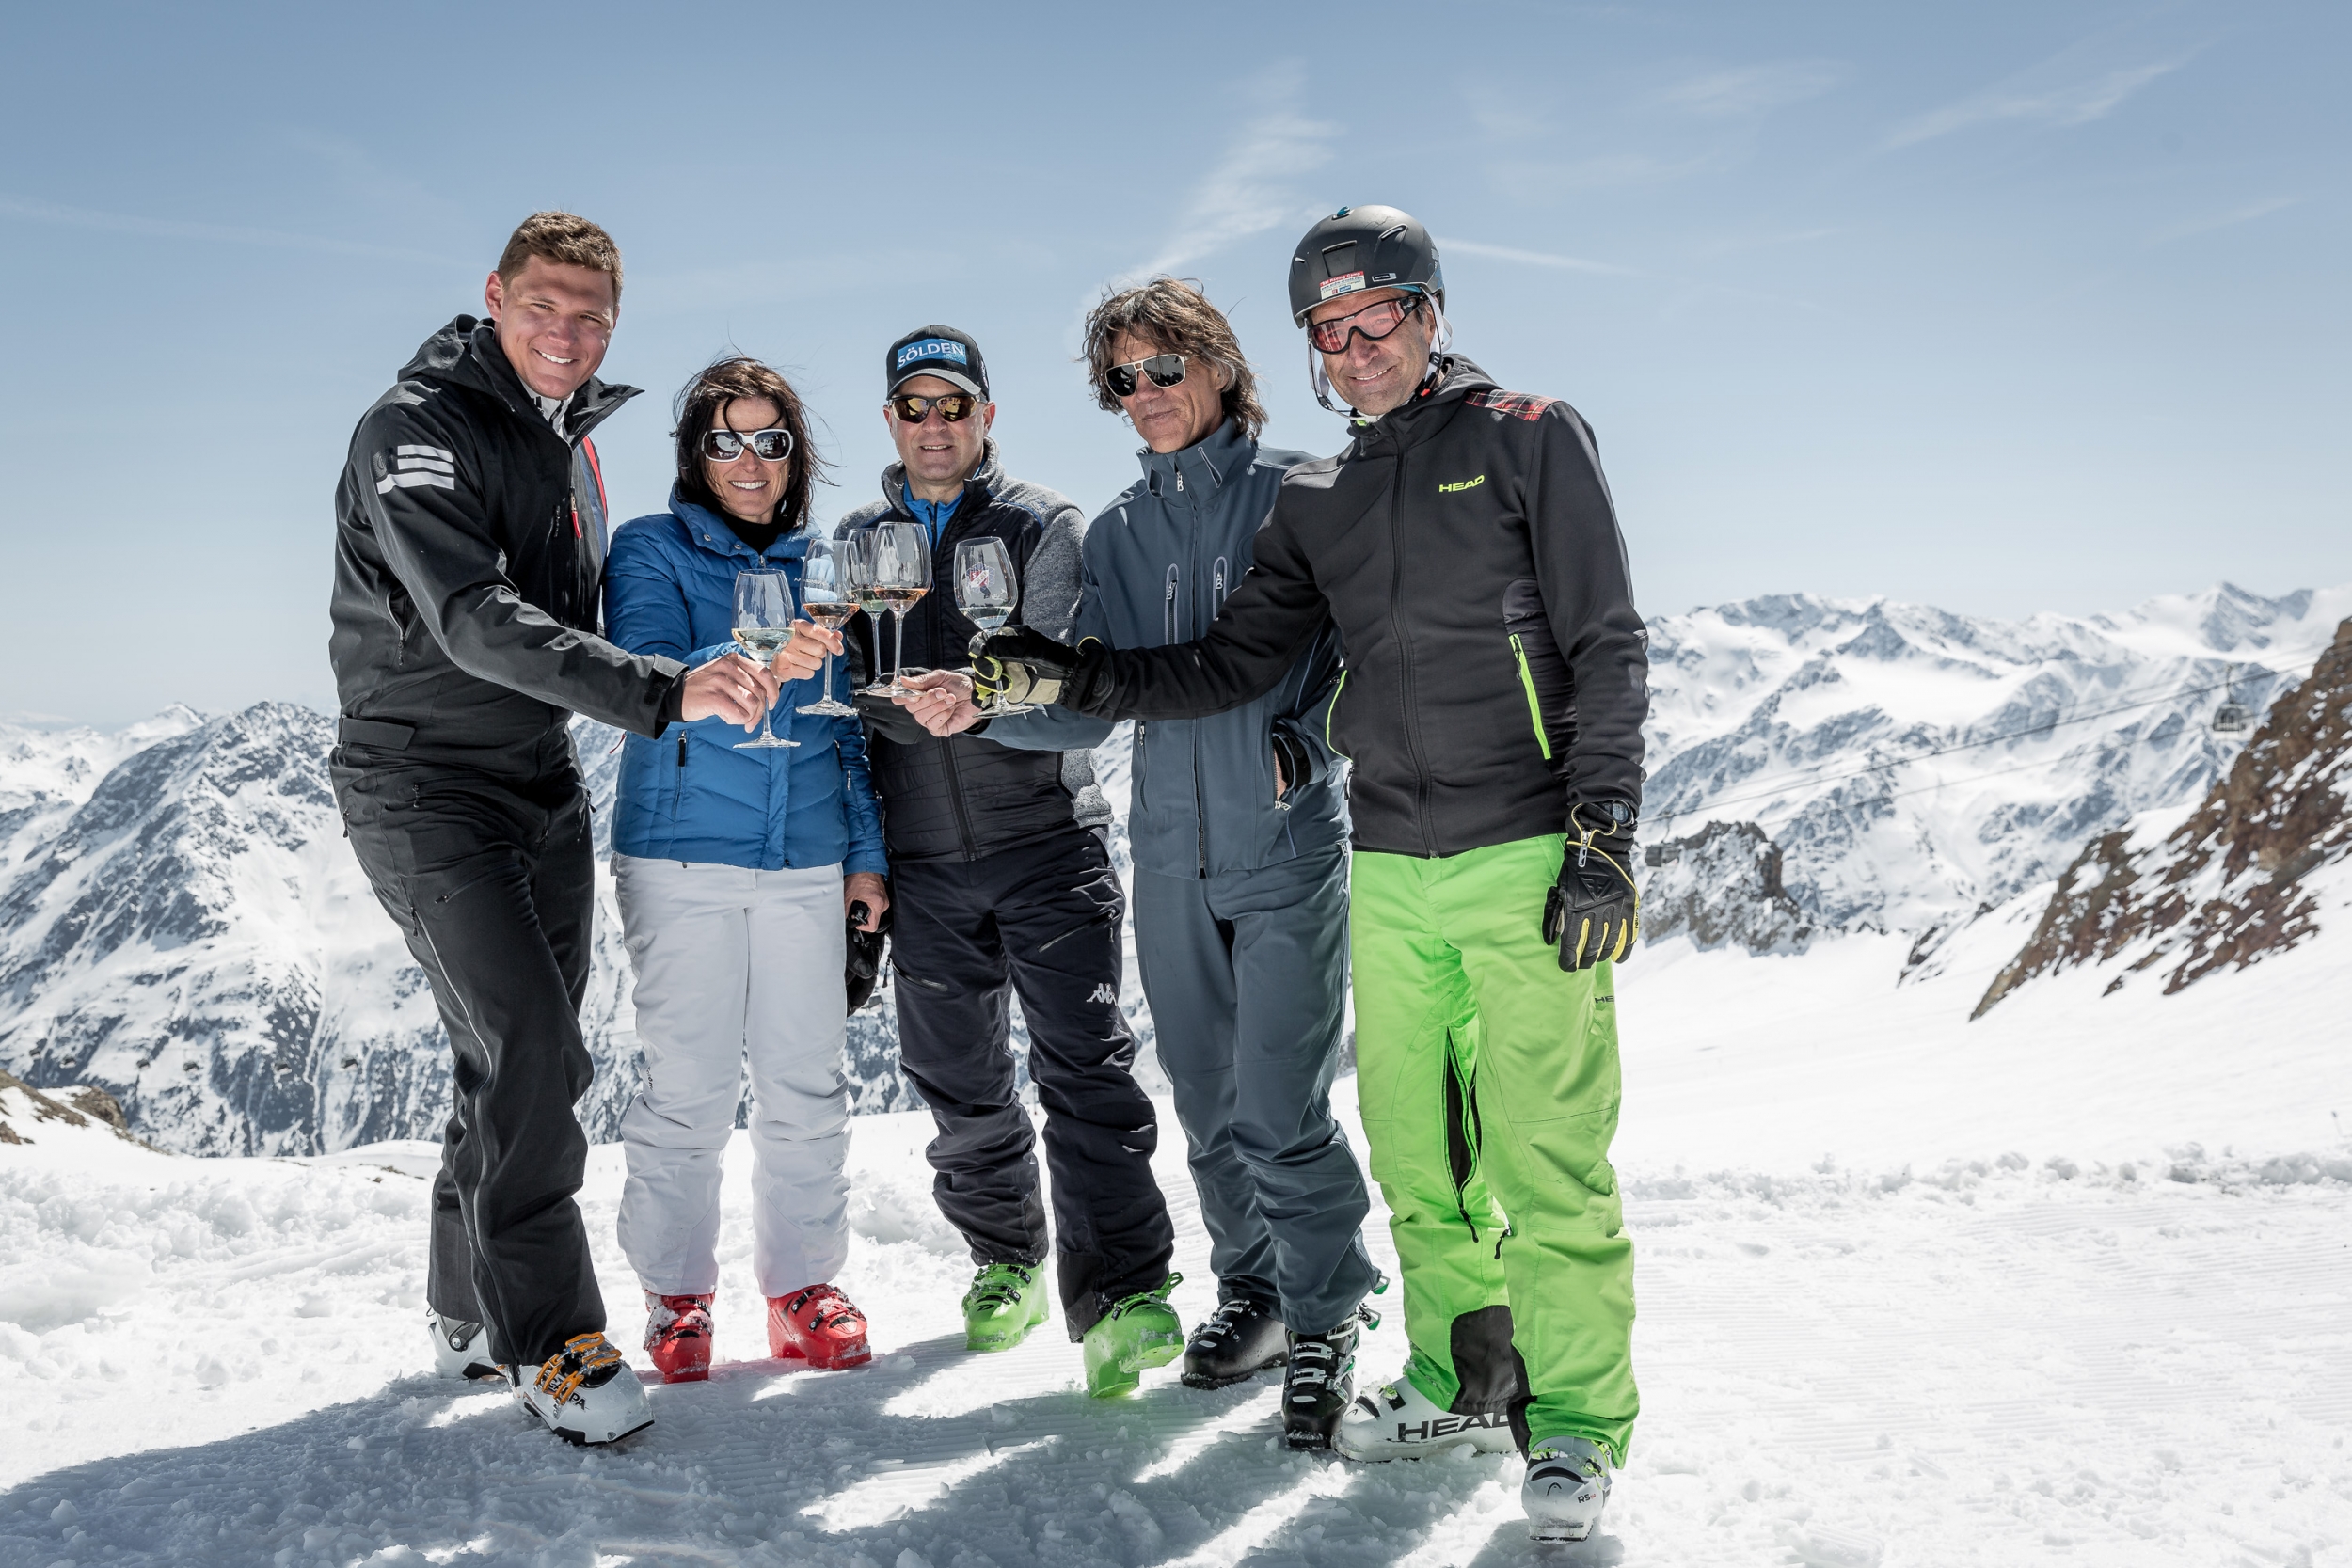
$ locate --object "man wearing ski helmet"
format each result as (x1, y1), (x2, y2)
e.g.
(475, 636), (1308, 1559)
(973, 204), (1645, 1544)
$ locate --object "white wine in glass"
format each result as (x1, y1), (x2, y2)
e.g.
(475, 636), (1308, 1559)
(858, 521), (931, 697)
(732, 569), (799, 750)
(795, 536), (859, 718)
(955, 536), (1034, 714)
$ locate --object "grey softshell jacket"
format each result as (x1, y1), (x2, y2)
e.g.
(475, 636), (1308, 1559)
(1067, 357), (1648, 859)
(989, 420), (1347, 879)
(330, 316), (684, 778)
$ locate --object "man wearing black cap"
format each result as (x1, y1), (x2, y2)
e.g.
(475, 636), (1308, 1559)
(838, 326), (1179, 1396)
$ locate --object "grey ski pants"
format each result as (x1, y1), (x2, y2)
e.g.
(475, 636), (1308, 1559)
(1132, 844), (1377, 1334)
(612, 855), (850, 1301)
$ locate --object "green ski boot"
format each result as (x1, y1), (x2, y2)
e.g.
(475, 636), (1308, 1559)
(962, 1263), (1050, 1353)
(1082, 1273), (1184, 1398)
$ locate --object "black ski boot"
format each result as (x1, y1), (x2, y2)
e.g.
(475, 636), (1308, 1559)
(1282, 1301), (1379, 1449)
(1182, 1296), (1288, 1389)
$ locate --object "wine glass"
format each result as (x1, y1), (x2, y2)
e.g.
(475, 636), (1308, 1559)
(794, 537), (858, 718)
(730, 569), (799, 750)
(857, 521), (930, 697)
(955, 536), (1035, 715)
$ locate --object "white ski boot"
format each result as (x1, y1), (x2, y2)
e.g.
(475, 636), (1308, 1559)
(427, 1308), (501, 1381)
(1333, 1370), (1516, 1461)
(1523, 1436), (1612, 1544)
(512, 1332), (653, 1446)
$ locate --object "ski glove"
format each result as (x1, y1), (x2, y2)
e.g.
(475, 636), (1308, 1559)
(973, 627), (1109, 710)
(1545, 800), (1640, 971)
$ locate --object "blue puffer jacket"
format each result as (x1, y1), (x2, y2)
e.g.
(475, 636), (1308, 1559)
(603, 493), (886, 875)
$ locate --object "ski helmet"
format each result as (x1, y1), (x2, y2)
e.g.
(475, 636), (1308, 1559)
(1288, 205), (1444, 326)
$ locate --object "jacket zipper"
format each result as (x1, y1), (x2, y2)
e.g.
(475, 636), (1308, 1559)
(1185, 483), (1206, 879)
(1388, 443), (1437, 856)
(1510, 634), (1554, 760)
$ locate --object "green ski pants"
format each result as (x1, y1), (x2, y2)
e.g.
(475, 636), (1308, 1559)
(1351, 834), (1637, 1462)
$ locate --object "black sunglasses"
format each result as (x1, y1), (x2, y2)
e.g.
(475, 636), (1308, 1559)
(1307, 293), (1425, 355)
(888, 392), (982, 423)
(701, 426), (794, 462)
(1104, 353), (1187, 399)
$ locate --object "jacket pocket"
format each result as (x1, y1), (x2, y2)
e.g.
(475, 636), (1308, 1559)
(1324, 671), (1354, 762)
(1502, 578), (1575, 770)
(1162, 563), (1181, 644)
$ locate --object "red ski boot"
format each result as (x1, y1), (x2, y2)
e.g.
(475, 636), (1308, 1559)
(643, 1291), (715, 1384)
(766, 1283), (871, 1370)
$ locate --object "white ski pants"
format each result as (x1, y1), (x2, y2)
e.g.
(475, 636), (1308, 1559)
(613, 854), (850, 1300)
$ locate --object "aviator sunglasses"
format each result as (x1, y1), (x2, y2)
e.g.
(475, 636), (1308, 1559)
(701, 426), (795, 462)
(1104, 353), (1187, 399)
(1307, 293), (1425, 355)
(888, 391), (982, 423)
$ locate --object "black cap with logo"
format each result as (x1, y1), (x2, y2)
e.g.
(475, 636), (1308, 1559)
(884, 325), (989, 399)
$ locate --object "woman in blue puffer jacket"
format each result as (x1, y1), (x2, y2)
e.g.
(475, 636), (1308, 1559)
(603, 356), (888, 1384)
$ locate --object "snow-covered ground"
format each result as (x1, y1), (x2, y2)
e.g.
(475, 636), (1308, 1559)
(5, 899), (2347, 1568)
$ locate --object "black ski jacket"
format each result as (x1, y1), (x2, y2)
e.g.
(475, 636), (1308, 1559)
(1066, 356), (1647, 858)
(329, 317), (683, 780)
(836, 447), (1108, 863)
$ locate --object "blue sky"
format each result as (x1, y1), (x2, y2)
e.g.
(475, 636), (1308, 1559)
(1, 0), (2344, 725)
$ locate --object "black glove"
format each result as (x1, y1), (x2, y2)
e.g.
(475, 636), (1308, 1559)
(845, 896), (892, 1014)
(1544, 801), (1640, 971)
(853, 690), (930, 746)
(973, 627), (1109, 711)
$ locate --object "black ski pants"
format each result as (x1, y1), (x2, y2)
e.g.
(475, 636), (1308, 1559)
(331, 752), (604, 1369)
(889, 826), (1174, 1338)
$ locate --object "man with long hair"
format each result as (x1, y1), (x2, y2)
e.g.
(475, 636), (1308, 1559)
(329, 213), (782, 1445)
(901, 280), (1379, 1446)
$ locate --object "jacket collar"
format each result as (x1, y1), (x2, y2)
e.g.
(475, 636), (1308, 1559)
(1139, 418), (1252, 499)
(1344, 354), (1496, 456)
(879, 439), (1005, 520)
(400, 315), (642, 446)
(668, 490), (810, 562)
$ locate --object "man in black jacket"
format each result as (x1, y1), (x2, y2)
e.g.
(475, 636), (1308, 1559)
(331, 211), (781, 1446)
(977, 208), (1643, 1542)
(841, 326), (1177, 1396)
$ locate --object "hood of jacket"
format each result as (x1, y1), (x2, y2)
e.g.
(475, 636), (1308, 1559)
(400, 315), (640, 447)
(664, 489), (814, 564)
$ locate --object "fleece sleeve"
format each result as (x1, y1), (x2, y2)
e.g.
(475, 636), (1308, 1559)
(1066, 497), (1331, 722)
(1528, 404), (1648, 816)
(358, 404), (683, 736)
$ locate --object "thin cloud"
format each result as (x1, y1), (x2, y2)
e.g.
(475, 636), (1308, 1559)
(1446, 239), (1635, 277)
(1662, 61), (1845, 119)
(2153, 194), (2302, 245)
(1887, 55), (2191, 149)
(0, 191), (454, 267)
(1117, 103), (1340, 285)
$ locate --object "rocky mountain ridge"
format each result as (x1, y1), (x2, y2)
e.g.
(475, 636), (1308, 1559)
(1974, 615), (2352, 1015)
(1, 578), (2344, 1154)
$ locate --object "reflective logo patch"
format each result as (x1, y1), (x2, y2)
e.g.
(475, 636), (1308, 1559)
(1438, 474), (1486, 494)
(896, 338), (968, 370)
(374, 444), (456, 494)
(1318, 271), (1366, 300)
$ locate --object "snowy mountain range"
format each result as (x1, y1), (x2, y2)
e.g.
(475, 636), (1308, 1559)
(0, 580), (2343, 1156)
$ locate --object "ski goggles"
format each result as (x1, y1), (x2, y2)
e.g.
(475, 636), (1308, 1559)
(887, 392), (982, 423)
(1104, 353), (1187, 400)
(1306, 293), (1425, 354)
(700, 427), (794, 462)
